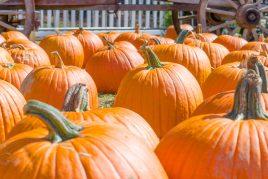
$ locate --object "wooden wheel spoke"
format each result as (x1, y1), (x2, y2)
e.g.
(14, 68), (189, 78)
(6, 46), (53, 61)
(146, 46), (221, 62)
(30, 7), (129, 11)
(208, 20), (236, 32)
(259, 25), (268, 33)
(252, 28), (259, 40)
(206, 8), (236, 16)
(243, 29), (249, 38)
(224, 0), (239, 9)
(0, 21), (16, 30)
(260, 5), (268, 12)
(177, 15), (196, 21)
(239, 0), (246, 5)
(247, 0), (253, 3)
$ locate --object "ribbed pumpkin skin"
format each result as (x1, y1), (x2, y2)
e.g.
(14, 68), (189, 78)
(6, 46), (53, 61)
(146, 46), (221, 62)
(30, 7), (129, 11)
(156, 115), (268, 179)
(213, 35), (248, 51)
(1, 31), (28, 41)
(222, 50), (259, 65)
(165, 25), (193, 39)
(5, 39), (40, 49)
(193, 91), (268, 116)
(8, 45), (51, 68)
(98, 31), (120, 44)
(202, 62), (245, 99)
(241, 42), (268, 53)
(40, 34), (84, 67)
(0, 35), (5, 44)
(85, 43), (144, 93)
(20, 65), (98, 110)
(1, 124), (167, 179)
(115, 32), (152, 49)
(114, 62), (203, 137)
(0, 80), (26, 143)
(8, 107), (159, 150)
(72, 29), (104, 67)
(148, 37), (175, 46)
(0, 47), (14, 63)
(0, 63), (33, 89)
(151, 44), (212, 86)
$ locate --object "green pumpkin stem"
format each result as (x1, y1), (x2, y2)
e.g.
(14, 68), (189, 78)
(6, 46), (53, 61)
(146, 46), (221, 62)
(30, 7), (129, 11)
(102, 37), (114, 49)
(62, 83), (89, 112)
(175, 30), (191, 44)
(142, 45), (163, 69)
(196, 24), (202, 34)
(0, 62), (14, 69)
(51, 51), (65, 68)
(135, 23), (141, 34)
(227, 70), (268, 120)
(24, 100), (83, 143)
(150, 37), (162, 45)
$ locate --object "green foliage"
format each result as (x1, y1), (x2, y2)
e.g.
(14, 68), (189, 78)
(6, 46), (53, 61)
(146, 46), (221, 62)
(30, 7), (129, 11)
(164, 11), (172, 28)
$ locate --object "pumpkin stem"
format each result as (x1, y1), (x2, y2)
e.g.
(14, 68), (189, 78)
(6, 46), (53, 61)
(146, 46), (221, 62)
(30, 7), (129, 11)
(102, 37), (114, 49)
(51, 51), (65, 68)
(62, 83), (89, 112)
(175, 30), (191, 44)
(261, 44), (268, 57)
(196, 24), (202, 34)
(149, 37), (162, 45)
(226, 70), (268, 120)
(24, 100), (83, 143)
(258, 34), (265, 42)
(142, 45), (163, 69)
(10, 44), (26, 50)
(135, 23), (141, 34)
(0, 62), (14, 69)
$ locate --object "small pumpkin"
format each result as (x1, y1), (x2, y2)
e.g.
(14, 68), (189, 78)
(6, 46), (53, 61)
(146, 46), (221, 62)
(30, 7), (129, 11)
(0, 62), (33, 89)
(114, 45), (203, 137)
(20, 52), (98, 110)
(7, 44), (51, 68)
(9, 83), (159, 150)
(213, 34), (248, 51)
(1, 31), (28, 41)
(71, 28), (104, 67)
(40, 32), (84, 67)
(165, 24), (194, 39)
(156, 70), (268, 178)
(85, 39), (144, 93)
(0, 80), (26, 143)
(98, 31), (120, 44)
(0, 47), (14, 63)
(0, 100), (168, 179)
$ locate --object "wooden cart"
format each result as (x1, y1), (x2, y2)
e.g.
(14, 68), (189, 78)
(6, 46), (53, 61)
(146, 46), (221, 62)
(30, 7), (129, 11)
(0, 0), (267, 40)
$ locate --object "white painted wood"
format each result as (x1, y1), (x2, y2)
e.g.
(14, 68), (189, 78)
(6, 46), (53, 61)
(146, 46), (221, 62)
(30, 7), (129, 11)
(153, 0), (157, 28)
(71, 10), (76, 27)
(40, 10), (44, 27)
(79, 10), (84, 27)
(145, 0), (150, 28)
(109, 11), (114, 27)
(47, 10), (52, 28)
(131, 0), (136, 27)
(63, 10), (68, 27)
(124, 0), (129, 27)
(54, 10), (60, 28)
(117, 11), (122, 27)
(138, 0), (143, 27)
(102, 11), (106, 27)
(94, 10), (99, 27)
(86, 10), (91, 27)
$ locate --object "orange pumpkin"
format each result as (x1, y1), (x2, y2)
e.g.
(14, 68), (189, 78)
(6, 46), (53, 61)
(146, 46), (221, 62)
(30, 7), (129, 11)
(202, 55), (267, 99)
(186, 25), (218, 43)
(98, 31), (120, 44)
(0, 80), (26, 143)
(1, 31), (28, 41)
(40, 32), (84, 67)
(156, 70), (268, 179)
(0, 62), (33, 89)
(114, 46), (203, 137)
(71, 28), (104, 67)
(148, 36), (175, 46)
(213, 35), (248, 51)
(222, 50), (259, 65)
(20, 52), (98, 110)
(241, 41), (268, 54)
(0, 34), (5, 44)
(0, 100), (167, 179)
(9, 83), (159, 150)
(7, 44), (51, 68)
(0, 47), (14, 63)
(85, 40), (144, 93)
(165, 24), (194, 39)
(4, 38), (40, 49)
(151, 30), (212, 86)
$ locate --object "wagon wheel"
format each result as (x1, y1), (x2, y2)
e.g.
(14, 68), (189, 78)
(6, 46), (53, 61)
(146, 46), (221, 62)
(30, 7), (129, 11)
(199, 0), (268, 41)
(172, 10), (196, 33)
(0, 0), (36, 36)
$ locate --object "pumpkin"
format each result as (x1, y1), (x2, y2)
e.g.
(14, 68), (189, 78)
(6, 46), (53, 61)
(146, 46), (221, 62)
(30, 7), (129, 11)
(0, 80), (26, 143)
(156, 70), (268, 178)
(0, 62), (33, 89)
(147, 36), (175, 46)
(1, 31), (28, 41)
(189, 41), (229, 68)
(40, 32), (84, 67)
(0, 100), (168, 179)
(9, 83), (159, 150)
(222, 50), (259, 65)
(71, 28), (104, 67)
(165, 24), (194, 39)
(7, 44), (51, 68)
(98, 31), (120, 44)
(115, 24), (153, 49)
(0, 34), (5, 44)
(241, 41), (268, 54)
(202, 55), (267, 99)
(213, 35), (248, 51)
(3, 38), (40, 49)
(186, 24), (218, 43)
(85, 40), (144, 93)
(114, 46), (203, 137)
(151, 30), (212, 86)
(20, 52), (98, 110)
(0, 47), (14, 63)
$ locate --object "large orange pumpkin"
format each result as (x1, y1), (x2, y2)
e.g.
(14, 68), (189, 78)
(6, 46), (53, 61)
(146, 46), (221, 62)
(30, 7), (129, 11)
(40, 32), (84, 67)
(1, 31), (28, 41)
(0, 62), (33, 89)
(85, 40), (144, 93)
(0, 100), (168, 179)
(114, 46), (203, 137)
(71, 28), (104, 67)
(7, 44), (51, 68)
(241, 41), (268, 54)
(222, 50), (259, 65)
(0, 34), (5, 44)
(20, 52), (98, 110)
(147, 36), (175, 46)
(186, 24), (218, 43)
(0, 80), (26, 143)
(151, 30), (212, 86)
(98, 31), (120, 44)
(156, 70), (268, 179)
(213, 35), (248, 51)
(0, 47), (14, 63)
(4, 38), (40, 49)
(9, 83), (159, 150)
(165, 24), (194, 39)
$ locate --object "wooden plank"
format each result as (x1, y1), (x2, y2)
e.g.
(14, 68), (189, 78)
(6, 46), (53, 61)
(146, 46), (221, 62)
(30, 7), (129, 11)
(138, 0), (143, 27)
(54, 10), (60, 28)
(47, 10), (52, 28)
(109, 11), (114, 27)
(86, 10), (91, 27)
(123, 0), (129, 27)
(40, 10), (44, 27)
(102, 10), (106, 27)
(131, 0), (136, 27)
(63, 10), (68, 27)
(79, 10), (84, 27)
(93, 10), (99, 27)
(145, 0), (150, 28)
(71, 10), (76, 27)
(153, 0), (158, 28)
(117, 10), (122, 27)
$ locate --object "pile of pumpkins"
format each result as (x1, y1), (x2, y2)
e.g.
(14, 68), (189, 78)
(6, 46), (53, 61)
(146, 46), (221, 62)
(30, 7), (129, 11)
(0, 23), (267, 178)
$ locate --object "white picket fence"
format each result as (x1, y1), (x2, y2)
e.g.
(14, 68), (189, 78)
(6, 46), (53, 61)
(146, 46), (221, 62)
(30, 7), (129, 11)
(35, 0), (195, 38)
